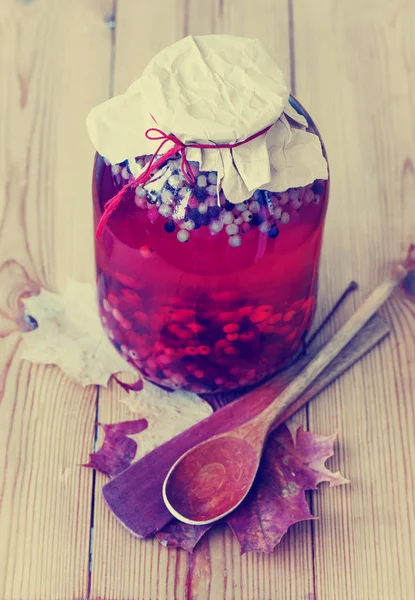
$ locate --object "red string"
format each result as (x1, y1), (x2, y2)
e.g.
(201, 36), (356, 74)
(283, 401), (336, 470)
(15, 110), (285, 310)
(96, 123), (273, 238)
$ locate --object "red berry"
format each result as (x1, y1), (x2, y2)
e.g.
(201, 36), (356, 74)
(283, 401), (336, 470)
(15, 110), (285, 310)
(108, 292), (118, 306)
(268, 313), (283, 324)
(286, 328), (300, 343)
(257, 322), (273, 333)
(191, 384), (205, 393)
(292, 311), (306, 326)
(148, 315), (164, 331)
(283, 310), (296, 322)
(226, 333), (239, 342)
(120, 318), (132, 330)
(215, 339), (228, 349)
(169, 324), (192, 340)
(139, 245), (153, 258)
(121, 288), (142, 303)
(292, 299), (305, 309)
(224, 345), (238, 355)
(171, 373), (186, 386)
(240, 331), (255, 342)
(146, 358), (158, 370)
(250, 311), (268, 323)
(230, 367), (242, 376)
(113, 271), (144, 291)
(217, 311), (239, 323)
(238, 306), (254, 317)
(133, 311), (149, 325)
(157, 354), (172, 365)
(172, 309), (196, 324)
(223, 323), (240, 333)
(148, 207), (159, 223)
(124, 331), (140, 346)
(197, 346), (211, 355)
(273, 324), (292, 337)
(302, 297), (314, 317)
(256, 304), (273, 313)
(184, 346), (199, 356)
(188, 322), (206, 333)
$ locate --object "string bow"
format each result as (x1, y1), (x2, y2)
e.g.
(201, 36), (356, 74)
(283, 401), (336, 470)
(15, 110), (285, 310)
(96, 124), (273, 238)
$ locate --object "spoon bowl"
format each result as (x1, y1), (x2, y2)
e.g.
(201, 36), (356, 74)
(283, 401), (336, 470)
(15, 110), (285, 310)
(163, 434), (260, 524)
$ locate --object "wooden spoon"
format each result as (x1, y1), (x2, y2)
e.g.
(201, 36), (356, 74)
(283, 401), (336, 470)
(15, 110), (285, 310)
(163, 264), (408, 525)
(102, 313), (389, 538)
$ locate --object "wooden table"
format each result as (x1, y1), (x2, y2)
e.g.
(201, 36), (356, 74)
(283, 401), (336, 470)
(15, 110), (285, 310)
(1, 1), (414, 599)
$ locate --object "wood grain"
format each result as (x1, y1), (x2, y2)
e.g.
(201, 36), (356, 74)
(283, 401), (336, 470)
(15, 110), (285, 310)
(293, 0), (415, 598)
(90, 6), (193, 599)
(1, 0), (414, 598)
(0, 1), (112, 599)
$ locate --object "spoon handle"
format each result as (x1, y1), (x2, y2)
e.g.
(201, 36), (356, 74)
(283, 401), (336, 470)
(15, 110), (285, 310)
(263, 265), (407, 427)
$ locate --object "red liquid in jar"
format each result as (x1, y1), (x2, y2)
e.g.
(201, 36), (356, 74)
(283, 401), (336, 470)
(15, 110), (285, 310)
(93, 109), (329, 393)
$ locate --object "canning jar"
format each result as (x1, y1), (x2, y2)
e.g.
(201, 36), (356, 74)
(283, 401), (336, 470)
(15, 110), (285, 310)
(93, 97), (329, 393)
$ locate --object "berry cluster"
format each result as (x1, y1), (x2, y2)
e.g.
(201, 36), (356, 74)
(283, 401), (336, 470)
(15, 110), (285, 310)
(98, 270), (314, 392)
(108, 156), (325, 248)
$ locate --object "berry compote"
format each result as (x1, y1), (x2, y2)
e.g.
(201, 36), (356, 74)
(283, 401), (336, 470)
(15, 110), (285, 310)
(93, 99), (329, 393)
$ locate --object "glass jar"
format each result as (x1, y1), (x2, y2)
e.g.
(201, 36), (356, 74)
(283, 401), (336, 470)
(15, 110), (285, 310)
(93, 98), (329, 394)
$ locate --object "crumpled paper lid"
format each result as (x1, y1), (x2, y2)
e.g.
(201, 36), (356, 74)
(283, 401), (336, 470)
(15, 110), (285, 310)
(87, 35), (328, 202)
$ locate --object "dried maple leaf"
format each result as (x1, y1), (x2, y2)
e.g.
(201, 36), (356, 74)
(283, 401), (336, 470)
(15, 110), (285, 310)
(156, 520), (212, 552)
(21, 280), (135, 386)
(83, 382), (211, 477)
(119, 379), (212, 460)
(83, 419), (148, 477)
(226, 424), (348, 553)
(157, 424), (348, 554)
(87, 410), (345, 553)
(112, 375), (144, 393)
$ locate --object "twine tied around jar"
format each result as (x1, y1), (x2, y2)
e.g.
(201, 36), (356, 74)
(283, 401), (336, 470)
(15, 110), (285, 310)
(95, 123), (273, 238)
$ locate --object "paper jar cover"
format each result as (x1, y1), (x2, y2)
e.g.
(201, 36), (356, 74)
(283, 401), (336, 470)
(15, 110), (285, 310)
(87, 35), (328, 202)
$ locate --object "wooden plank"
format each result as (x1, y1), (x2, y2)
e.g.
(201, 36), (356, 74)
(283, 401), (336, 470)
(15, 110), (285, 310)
(89, 384), (190, 600)
(0, 1), (112, 598)
(176, 3), (314, 597)
(0, 360), (97, 600)
(90, 2), (316, 599)
(292, 0), (415, 598)
(90, 6), (191, 600)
